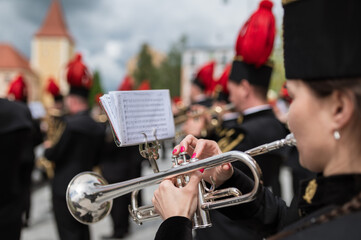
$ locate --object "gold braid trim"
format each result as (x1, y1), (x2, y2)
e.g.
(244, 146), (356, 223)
(218, 132), (245, 153)
(282, 0), (299, 5)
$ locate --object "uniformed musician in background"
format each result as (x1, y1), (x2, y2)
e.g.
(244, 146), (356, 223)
(99, 122), (140, 239)
(181, 63), (237, 140)
(44, 53), (105, 240)
(7, 74), (43, 229)
(0, 75), (35, 239)
(189, 61), (215, 108)
(153, 0), (361, 239)
(178, 61), (216, 138)
(190, 1), (288, 239)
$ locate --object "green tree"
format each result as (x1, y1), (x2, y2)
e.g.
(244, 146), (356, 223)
(88, 70), (104, 107)
(133, 43), (159, 89)
(269, 30), (286, 94)
(156, 36), (187, 98)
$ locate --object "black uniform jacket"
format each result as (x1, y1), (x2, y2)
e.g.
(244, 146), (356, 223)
(217, 108), (289, 195)
(99, 123), (140, 183)
(0, 99), (33, 223)
(155, 170), (361, 240)
(45, 110), (105, 197)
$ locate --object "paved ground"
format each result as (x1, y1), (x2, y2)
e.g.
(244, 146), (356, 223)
(21, 181), (163, 240)
(22, 149), (171, 240)
(21, 144), (293, 240)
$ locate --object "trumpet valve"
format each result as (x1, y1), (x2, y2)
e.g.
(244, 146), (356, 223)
(179, 152), (189, 166)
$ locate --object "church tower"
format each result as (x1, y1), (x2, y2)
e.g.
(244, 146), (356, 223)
(31, 0), (74, 104)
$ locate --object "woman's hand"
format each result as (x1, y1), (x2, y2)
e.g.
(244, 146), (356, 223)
(152, 171), (202, 220)
(172, 135), (234, 188)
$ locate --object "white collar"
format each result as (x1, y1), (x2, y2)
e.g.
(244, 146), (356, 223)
(242, 104), (271, 116)
(222, 112), (240, 121)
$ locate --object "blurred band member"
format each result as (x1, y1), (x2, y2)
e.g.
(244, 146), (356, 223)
(45, 53), (105, 240)
(195, 1), (289, 240)
(0, 76), (34, 239)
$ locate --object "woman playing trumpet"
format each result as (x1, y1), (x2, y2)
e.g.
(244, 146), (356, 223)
(152, 1), (361, 239)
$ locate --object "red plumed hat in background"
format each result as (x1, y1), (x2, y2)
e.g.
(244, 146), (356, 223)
(118, 75), (134, 91)
(172, 96), (183, 105)
(137, 79), (151, 90)
(66, 53), (92, 98)
(229, 0), (275, 89)
(7, 74), (28, 102)
(94, 93), (103, 106)
(279, 82), (292, 103)
(235, 0), (275, 67)
(46, 77), (63, 101)
(213, 64), (231, 95)
(193, 61), (215, 95)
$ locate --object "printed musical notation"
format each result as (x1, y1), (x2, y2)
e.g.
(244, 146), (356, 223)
(100, 90), (175, 146)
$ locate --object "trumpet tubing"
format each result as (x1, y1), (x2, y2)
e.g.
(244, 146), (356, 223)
(66, 133), (296, 225)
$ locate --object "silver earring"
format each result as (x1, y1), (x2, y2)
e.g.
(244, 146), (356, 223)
(334, 130), (341, 140)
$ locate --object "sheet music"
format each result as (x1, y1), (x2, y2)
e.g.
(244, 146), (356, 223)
(100, 90), (175, 146)
(100, 94), (122, 145)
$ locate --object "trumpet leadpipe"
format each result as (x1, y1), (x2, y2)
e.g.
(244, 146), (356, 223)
(245, 133), (296, 157)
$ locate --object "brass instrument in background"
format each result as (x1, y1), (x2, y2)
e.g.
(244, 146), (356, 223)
(66, 133), (296, 227)
(46, 108), (66, 144)
(36, 108), (65, 179)
(174, 103), (235, 126)
(92, 113), (108, 123)
(175, 103), (235, 140)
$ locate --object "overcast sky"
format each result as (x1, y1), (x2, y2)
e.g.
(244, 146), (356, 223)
(0, 0), (284, 91)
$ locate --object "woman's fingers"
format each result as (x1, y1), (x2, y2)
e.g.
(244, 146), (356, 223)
(186, 171), (202, 189)
(192, 139), (223, 160)
(173, 134), (199, 156)
(152, 173), (201, 220)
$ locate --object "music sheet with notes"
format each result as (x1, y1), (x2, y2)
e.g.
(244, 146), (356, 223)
(100, 90), (175, 146)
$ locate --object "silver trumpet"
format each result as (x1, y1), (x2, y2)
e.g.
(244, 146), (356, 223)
(66, 133), (296, 226)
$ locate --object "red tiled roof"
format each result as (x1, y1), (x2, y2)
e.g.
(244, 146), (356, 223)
(0, 43), (33, 72)
(35, 0), (73, 41)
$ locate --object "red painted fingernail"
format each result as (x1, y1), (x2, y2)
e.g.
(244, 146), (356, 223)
(180, 146), (185, 152)
(199, 168), (204, 173)
(191, 152), (196, 158)
(172, 148), (177, 154)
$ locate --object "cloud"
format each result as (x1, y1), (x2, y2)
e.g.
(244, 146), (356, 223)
(0, 0), (284, 92)
(89, 50), (124, 91)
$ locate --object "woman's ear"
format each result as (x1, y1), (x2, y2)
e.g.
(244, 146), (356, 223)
(331, 90), (355, 129)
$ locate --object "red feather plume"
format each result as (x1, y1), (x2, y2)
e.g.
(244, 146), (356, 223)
(118, 75), (134, 91)
(235, 0), (275, 67)
(195, 61), (215, 94)
(137, 80), (151, 90)
(7, 74), (27, 101)
(213, 64), (231, 95)
(66, 53), (92, 89)
(46, 77), (60, 97)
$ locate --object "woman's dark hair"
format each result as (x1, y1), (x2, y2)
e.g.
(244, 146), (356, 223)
(305, 78), (361, 117)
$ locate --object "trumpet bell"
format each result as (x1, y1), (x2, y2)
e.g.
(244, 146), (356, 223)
(66, 172), (112, 224)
